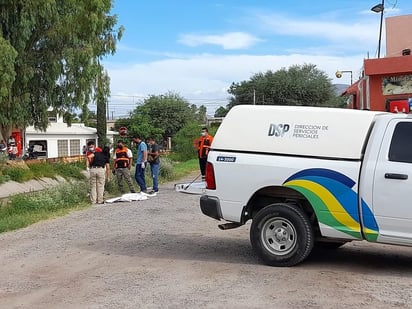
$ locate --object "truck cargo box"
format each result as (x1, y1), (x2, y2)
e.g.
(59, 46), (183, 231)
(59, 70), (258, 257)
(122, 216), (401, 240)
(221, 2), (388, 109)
(212, 105), (385, 160)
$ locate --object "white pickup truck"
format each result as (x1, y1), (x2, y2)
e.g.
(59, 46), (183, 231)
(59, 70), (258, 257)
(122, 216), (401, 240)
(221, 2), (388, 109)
(200, 105), (412, 266)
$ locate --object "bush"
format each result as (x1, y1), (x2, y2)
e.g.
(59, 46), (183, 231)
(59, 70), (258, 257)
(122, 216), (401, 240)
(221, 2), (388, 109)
(158, 156), (175, 181)
(52, 162), (86, 180)
(27, 161), (85, 180)
(2, 167), (34, 182)
(172, 122), (201, 161)
(26, 162), (56, 178)
(0, 181), (90, 233)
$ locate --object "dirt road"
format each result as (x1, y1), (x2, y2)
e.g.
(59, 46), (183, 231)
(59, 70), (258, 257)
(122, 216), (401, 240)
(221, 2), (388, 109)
(0, 177), (412, 308)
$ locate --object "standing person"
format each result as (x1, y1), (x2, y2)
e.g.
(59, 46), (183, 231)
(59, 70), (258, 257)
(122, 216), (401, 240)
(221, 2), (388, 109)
(197, 127), (214, 181)
(85, 140), (102, 169)
(132, 135), (148, 193)
(8, 142), (18, 160)
(147, 137), (160, 194)
(7, 135), (15, 146)
(0, 140), (6, 153)
(113, 140), (136, 193)
(86, 145), (110, 204)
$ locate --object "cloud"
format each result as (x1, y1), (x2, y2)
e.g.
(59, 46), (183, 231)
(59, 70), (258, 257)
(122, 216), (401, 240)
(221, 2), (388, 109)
(255, 13), (380, 48)
(178, 32), (262, 50)
(102, 8), (389, 116)
(104, 52), (363, 116)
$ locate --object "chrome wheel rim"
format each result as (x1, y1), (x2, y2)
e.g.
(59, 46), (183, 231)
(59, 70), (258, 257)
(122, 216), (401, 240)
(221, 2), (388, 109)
(261, 217), (297, 256)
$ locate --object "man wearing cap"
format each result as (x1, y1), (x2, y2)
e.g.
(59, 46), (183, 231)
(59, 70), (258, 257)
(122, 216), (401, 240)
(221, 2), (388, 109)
(113, 140), (136, 193)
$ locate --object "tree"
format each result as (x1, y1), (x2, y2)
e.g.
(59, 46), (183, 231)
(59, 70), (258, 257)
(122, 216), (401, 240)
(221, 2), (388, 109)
(96, 68), (110, 148)
(0, 0), (123, 139)
(0, 36), (18, 140)
(172, 122), (202, 161)
(196, 105), (207, 124)
(227, 64), (337, 110)
(214, 106), (228, 117)
(129, 92), (197, 142)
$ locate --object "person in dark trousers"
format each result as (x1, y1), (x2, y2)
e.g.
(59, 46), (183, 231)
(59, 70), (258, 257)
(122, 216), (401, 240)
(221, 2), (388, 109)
(86, 145), (110, 204)
(113, 140), (136, 193)
(196, 127), (213, 181)
(147, 137), (160, 193)
(132, 135), (148, 193)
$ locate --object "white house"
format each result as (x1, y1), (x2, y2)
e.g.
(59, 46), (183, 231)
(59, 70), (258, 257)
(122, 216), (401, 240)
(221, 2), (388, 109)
(25, 115), (117, 159)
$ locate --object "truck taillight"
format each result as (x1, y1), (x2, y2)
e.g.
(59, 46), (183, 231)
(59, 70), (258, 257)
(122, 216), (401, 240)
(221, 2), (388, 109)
(205, 162), (216, 189)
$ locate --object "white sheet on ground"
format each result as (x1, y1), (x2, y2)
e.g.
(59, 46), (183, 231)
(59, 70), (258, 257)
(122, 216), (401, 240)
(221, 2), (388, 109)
(105, 191), (156, 203)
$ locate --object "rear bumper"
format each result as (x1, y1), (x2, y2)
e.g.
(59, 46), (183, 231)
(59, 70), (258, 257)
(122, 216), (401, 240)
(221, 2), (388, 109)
(200, 195), (222, 220)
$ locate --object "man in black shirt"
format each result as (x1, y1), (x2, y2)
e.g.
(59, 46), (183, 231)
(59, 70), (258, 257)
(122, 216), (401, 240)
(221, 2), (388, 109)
(86, 146), (111, 204)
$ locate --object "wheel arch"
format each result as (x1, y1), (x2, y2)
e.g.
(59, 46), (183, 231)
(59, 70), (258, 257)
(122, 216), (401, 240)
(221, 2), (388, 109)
(243, 185), (321, 236)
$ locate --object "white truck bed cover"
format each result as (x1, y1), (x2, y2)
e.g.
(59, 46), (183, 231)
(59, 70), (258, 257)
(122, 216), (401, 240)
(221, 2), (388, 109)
(212, 105), (386, 160)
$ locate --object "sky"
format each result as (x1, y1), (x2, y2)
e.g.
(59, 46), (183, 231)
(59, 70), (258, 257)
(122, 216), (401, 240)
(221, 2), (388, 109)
(99, 0), (412, 118)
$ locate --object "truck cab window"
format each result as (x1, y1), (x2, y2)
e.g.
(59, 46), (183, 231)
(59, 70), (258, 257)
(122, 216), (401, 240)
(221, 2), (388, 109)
(388, 122), (412, 163)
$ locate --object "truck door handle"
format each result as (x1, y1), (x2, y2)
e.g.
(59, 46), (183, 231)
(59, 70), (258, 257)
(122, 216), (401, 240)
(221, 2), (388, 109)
(384, 173), (408, 180)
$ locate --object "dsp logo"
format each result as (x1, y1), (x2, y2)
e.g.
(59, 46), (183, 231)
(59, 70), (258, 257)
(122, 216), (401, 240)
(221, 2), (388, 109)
(268, 123), (290, 137)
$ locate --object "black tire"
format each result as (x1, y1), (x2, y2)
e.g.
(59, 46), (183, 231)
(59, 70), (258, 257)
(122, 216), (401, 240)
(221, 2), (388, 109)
(250, 203), (314, 267)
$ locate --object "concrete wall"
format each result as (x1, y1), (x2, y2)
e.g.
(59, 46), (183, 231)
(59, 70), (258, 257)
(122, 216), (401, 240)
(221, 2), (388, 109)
(386, 14), (412, 57)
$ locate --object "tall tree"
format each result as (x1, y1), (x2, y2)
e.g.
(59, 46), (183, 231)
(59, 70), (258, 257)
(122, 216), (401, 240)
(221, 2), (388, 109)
(132, 92), (196, 141)
(227, 64), (337, 110)
(0, 36), (18, 140)
(114, 92), (205, 147)
(0, 0), (123, 139)
(96, 67), (110, 147)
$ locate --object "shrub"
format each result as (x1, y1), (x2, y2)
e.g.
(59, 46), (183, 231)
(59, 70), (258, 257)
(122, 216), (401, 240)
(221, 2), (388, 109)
(172, 122), (201, 161)
(2, 167), (34, 182)
(27, 161), (85, 180)
(159, 156), (175, 181)
(0, 181), (90, 233)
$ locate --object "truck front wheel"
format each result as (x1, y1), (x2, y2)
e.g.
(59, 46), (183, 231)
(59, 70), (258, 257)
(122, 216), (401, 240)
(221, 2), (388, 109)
(250, 203), (314, 267)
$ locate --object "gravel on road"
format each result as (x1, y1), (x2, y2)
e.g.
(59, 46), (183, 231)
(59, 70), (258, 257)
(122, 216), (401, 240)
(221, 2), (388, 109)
(1, 176), (412, 308)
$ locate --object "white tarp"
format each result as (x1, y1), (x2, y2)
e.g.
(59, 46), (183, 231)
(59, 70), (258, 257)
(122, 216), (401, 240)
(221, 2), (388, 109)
(105, 191), (156, 203)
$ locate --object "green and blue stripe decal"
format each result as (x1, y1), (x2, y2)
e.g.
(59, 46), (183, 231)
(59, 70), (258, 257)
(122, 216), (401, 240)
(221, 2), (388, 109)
(283, 168), (379, 241)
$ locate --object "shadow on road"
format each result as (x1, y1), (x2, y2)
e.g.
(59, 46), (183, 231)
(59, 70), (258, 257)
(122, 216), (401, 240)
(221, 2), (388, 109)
(306, 244), (412, 275)
(79, 233), (256, 265)
(79, 232), (412, 273)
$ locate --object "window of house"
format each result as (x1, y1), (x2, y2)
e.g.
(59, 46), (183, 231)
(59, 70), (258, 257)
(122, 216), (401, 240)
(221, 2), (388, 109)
(388, 122), (412, 163)
(70, 139), (81, 155)
(57, 140), (69, 157)
(28, 140), (47, 157)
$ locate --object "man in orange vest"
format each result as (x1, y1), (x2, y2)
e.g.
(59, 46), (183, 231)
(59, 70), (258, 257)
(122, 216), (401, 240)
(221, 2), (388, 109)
(197, 127), (213, 181)
(113, 140), (136, 193)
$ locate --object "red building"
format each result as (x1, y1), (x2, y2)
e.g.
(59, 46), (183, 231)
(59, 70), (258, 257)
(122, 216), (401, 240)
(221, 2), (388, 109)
(343, 14), (412, 112)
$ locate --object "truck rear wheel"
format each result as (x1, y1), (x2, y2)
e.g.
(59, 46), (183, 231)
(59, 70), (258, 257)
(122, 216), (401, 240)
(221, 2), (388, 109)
(250, 203), (314, 267)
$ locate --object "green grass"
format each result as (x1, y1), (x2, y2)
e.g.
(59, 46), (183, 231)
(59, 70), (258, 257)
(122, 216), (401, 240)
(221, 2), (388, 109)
(0, 181), (90, 233)
(26, 161), (86, 180)
(1, 161), (85, 183)
(171, 158), (199, 179)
